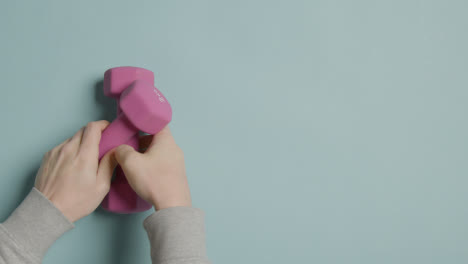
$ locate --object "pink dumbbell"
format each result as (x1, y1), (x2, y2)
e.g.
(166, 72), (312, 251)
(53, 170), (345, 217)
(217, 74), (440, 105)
(101, 67), (155, 213)
(98, 77), (172, 213)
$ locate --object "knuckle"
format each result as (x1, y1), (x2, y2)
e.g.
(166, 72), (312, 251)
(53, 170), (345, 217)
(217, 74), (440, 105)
(121, 153), (138, 167)
(60, 143), (74, 156)
(121, 154), (133, 165)
(43, 151), (51, 161)
(86, 121), (96, 130)
(46, 149), (53, 156)
(76, 153), (90, 164)
(98, 120), (110, 126)
(49, 147), (59, 156)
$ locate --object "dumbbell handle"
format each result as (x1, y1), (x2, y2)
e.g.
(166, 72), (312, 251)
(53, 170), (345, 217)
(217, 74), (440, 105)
(98, 114), (138, 159)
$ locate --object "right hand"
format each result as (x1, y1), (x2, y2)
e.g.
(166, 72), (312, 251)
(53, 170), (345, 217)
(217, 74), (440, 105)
(114, 126), (192, 210)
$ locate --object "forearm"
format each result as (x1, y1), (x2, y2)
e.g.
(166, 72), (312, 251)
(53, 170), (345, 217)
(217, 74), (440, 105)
(0, 188), (74, 264)
(144, 207), (210, 264)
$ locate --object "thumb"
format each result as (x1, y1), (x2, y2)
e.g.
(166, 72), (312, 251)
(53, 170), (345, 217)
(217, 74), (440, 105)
(97, 151), (118, 188)
(114, 144), (141, 168)
(146, 126), (176, 154)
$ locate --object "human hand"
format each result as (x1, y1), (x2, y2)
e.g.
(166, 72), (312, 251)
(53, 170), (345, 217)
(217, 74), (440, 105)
(34, 121), (118, 222)
(114, 126), (191, 210)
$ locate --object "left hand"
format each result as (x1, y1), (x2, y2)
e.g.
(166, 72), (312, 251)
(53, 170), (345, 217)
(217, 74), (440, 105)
(34, 121), (118, 222)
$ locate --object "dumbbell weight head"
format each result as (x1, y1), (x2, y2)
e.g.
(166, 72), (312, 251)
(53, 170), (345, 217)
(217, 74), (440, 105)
(120, 79), (171, 134)
(102, 67), (157, 213)
(104, 67), (155, 99)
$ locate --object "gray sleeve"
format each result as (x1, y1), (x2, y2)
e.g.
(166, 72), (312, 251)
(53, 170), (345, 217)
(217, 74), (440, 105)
(0, 189), (210, 264)
(0, 188), (74, 264)
(143, 207), (210, 264)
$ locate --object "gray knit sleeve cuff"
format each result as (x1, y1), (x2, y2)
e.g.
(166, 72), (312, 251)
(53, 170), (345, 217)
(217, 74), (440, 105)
(2, 187), (74, 260)
(143, 207), (208, 263)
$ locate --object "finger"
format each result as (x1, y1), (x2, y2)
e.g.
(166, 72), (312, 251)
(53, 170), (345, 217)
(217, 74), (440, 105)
(51, 138), (72, 156)
(79, 121), (110, 156)
(146, 126), (175, 154)
(97, 151), (118, 190)
(69, 126), (85, 147)
(57, 137), (72, 148)
(114, 144), (141, 169)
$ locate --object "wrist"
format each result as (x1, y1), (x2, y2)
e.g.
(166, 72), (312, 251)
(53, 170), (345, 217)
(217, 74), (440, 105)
(149, 194), (192, 210)
(2, 188), (74, 260)
(49, 198), (79, 223)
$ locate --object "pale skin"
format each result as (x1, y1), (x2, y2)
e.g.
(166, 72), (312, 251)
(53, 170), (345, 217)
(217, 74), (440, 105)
(34, 120), (191, 222)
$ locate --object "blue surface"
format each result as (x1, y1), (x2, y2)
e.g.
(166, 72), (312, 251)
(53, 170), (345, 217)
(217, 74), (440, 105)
(1, 1), (468, 263)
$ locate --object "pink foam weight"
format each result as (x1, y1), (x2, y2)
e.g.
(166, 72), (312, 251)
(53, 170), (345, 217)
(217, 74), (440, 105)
(102, 67), (155, 213)
(98, 77), (172, 214)
(104, 67), (155, 99)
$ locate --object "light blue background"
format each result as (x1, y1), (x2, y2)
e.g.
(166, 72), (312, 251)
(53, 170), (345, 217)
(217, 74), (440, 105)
(1, 0), (467, 263)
